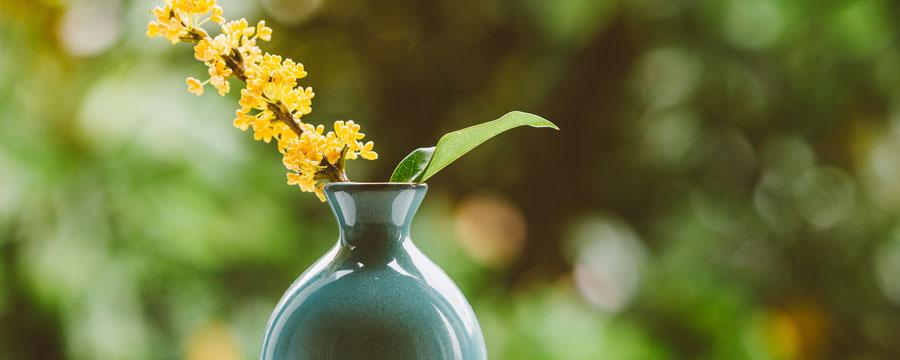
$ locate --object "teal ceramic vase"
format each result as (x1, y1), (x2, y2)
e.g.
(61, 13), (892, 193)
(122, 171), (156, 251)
(260, 183), (487, 360)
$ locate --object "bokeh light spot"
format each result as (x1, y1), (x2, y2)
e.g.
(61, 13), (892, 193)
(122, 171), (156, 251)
(754, 165), (854, 233)
(185, 321), (242, 360)
(724, 0), (784, 49)
(57, 0), (122, 57)
(875, 232), (900, 306)
(568, 216), (646, 313)
(862, 122), (900, 210)
(763, 302), (829, 360)
(794, 167), (854, 230)
(633, 47), (701, 108)
(637, 108), (700, 167)
(454, 194), (527, 267)
(524, 0), (616, 47)
(360, 0), (424, 55)
(261, 0), (322, 25)
(829, 0), (891, 57)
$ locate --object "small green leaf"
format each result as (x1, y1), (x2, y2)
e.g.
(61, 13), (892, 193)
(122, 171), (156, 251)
(422, 111), (558, 181)
(406, 111), (557, 182)
(388, 111), (557, 183)
(389, 147), (435, 182)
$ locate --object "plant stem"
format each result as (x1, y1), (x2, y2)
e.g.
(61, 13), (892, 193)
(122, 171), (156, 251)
(329, 166), (350, 182)
(315, 161), (349, 182)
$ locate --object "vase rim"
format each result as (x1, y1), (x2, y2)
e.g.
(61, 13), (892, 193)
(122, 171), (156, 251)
(323, 182), (428, 191)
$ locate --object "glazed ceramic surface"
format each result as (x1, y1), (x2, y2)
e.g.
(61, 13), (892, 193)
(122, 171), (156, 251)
(260, 183), (487, 360)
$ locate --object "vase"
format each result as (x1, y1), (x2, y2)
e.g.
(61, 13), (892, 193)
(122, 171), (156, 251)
(259, 183), (487, 360)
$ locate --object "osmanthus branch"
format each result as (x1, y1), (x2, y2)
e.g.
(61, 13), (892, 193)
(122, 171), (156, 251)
(181, 26), (347, 183)
(183, 27), (305, 139)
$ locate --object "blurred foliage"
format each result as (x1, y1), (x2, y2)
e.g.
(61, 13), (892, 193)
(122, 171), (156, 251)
(2, 0), (900, 359)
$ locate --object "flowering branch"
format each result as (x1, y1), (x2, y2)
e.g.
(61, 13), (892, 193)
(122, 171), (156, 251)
(180, 26), (306, 140)
(147, 0), (376, 200)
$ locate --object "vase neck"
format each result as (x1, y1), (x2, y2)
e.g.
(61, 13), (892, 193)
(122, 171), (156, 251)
(324, 183), (427, 248)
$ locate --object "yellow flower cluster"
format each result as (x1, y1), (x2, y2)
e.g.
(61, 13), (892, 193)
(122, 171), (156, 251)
(233, 53), (313, 142)
(147, 0), (223, 44)
(147, 0), (377, 201)
(283, 121), (377, 198)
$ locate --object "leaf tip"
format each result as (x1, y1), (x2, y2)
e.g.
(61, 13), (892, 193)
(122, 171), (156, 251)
(507, 111), (559, 131)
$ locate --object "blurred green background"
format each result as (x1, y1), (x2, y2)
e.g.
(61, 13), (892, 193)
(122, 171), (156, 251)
(2, 0), (900, 359)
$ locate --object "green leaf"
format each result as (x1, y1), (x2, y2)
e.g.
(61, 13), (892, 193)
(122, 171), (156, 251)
(389, 147), (435, 182)
(389, 111), (558, 183)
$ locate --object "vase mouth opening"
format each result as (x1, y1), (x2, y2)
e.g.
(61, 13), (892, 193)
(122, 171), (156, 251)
(324, 182), (428, 233)
(323, 182), (428, 192)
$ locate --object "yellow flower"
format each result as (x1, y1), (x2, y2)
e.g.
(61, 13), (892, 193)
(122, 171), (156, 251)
(254, 123), (278, 143)
(210, 5), (225, 24)
(256, 21), (273, 42)
(186, 77), (204, 95)
(233, 109), (253, 131)
(209, 75), (230, 96)
(147, 14), (187, 44)
(335, 120), (365, 145)
(172, 0), (216, 14)
(148, 1), (222, 44)
(325, 146), (343, 164)
(193, 37), (225, 62)
(314, 184), (326, 202)
(210, 59), (232, 78)
(146, 22), (162, 37)
(359, 141), (378, 160)
(222, 19), (251, 44)
(148, 0), (379, 201)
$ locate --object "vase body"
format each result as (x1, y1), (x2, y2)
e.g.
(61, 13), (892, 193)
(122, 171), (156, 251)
(260, 183), (487, 360)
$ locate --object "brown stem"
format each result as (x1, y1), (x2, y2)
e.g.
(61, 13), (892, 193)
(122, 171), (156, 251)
(267, 102), (305, 139)
(222, 49), (246, 80)
(323, 161), (350, 182)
